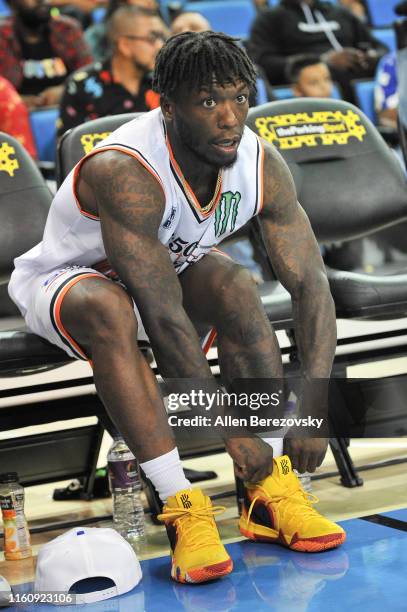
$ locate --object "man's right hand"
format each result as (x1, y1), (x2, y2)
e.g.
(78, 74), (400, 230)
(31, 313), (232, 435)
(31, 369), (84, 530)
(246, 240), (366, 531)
(225, 437), (274, 483)
(323, 48), (369, 71)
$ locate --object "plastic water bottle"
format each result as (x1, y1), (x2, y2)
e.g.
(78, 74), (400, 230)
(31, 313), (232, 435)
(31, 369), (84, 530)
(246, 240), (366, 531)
(0, 472), (32, 560)
(297, 471), (312, 492)
(107, 437), (145, 541)
(285, 393), (312, 493)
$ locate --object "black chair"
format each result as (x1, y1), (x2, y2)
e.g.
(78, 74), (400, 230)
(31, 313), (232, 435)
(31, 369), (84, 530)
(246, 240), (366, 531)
(247, 97), (407, 319)
(247, 97), (407, 484)
(0, 132), (65, 372)
(0, 133), (52, 316)
(0, 133), (107, 502)
(56, 112), (141, 187)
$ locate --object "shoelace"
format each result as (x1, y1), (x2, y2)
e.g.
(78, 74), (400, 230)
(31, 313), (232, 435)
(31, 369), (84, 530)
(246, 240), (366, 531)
(157, 504), (226, 552)
(245, 484), (320, 530)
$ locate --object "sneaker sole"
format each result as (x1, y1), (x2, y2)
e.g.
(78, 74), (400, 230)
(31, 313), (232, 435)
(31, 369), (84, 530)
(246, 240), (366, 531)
(240, 519), (346, 553)
(171, 558), (233, 584)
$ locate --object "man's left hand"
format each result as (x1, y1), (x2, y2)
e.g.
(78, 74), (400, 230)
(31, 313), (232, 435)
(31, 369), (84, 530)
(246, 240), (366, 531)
(283, 437), (328, 474)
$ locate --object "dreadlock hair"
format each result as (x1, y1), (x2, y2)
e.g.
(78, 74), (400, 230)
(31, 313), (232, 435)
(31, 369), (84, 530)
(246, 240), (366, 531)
(153, 31), (257, 100)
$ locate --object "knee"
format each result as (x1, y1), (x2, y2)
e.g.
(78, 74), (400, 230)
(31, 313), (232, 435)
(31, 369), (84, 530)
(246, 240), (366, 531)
(220, 263), (258, 303)
(81, 284), (138, 343)
(215, 264), (261, 325)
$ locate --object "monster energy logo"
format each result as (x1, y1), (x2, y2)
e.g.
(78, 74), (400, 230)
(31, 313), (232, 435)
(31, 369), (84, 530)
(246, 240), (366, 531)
(214, 191), (241, 237)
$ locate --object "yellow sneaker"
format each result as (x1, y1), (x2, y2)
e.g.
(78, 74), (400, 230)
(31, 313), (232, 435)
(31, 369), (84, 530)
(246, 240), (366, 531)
(157, 488), (233, 583)
(239, 455), (346, 552)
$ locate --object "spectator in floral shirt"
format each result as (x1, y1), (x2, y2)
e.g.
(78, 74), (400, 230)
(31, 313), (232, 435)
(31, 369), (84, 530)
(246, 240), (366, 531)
(58, 5), (165, 137)
(0, 0), (93, 109)
(0, 75), (37, 157)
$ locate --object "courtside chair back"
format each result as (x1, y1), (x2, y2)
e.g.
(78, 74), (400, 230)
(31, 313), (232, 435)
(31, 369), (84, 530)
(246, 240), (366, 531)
(57, 113), (140, 186)
(246, 97), (407, 319)
(0, 132), (52, 318)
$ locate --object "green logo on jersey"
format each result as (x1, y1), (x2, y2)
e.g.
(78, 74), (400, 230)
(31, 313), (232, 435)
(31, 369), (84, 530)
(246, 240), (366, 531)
(214, 191), (241, 237)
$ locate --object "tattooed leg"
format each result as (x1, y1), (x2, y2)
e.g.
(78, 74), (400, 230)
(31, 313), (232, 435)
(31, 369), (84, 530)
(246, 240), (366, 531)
(180, 251), (283, 383)
(180, 252), (280, 480)
(60, 275), (175, 462)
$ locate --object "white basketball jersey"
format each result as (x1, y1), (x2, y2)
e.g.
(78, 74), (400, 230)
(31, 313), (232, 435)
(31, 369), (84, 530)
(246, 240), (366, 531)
(10, 108), (264, 315)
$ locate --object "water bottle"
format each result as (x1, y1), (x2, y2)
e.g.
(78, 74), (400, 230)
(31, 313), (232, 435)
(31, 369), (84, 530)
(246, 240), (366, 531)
(107, 437), (145, 541)
(285, 393), (313, 493)
(0, 473), (32, 560)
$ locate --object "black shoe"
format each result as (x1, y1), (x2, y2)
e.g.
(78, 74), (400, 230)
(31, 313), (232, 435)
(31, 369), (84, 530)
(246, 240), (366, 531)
(183, 467), (218, 483)
(52, 467), (110, 501)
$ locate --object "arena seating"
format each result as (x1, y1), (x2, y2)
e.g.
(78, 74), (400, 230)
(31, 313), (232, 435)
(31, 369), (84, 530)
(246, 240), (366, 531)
(30, 107), (59, 168)
(365, 0), (400, 27)
(183, 0), (256, 38)
(0, 0), (10, 16)
(352, 79), (376, 123)
(372, 27), (397, 52)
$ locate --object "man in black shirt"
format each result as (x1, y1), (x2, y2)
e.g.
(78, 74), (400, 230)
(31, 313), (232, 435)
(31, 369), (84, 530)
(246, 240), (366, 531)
(248, 0), (388, 100)
(57, 5), (166, 137)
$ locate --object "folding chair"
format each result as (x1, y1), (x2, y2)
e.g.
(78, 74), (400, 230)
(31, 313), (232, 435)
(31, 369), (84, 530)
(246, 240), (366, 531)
(247, 97), (407, 485)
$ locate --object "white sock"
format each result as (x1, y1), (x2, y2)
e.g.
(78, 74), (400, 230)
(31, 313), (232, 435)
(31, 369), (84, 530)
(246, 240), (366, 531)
(262, 435), (284, 457)
(140, 447), (191, 503)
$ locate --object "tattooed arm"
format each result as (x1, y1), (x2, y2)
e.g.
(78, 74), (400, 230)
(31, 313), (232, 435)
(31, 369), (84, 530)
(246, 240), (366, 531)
(77, 150), (214, 379)
(259, 142), (336, 378)
(259, 143), (336, 472)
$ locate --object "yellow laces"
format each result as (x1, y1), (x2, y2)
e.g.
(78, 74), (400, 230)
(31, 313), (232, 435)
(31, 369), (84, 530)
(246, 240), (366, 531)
(246, 484), (320, 529)
(157, 504), (226, 552)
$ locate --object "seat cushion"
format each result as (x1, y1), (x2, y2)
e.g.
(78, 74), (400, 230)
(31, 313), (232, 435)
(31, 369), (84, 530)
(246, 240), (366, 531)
(328, 267), (407, 318)
(0, 328), (72, 374)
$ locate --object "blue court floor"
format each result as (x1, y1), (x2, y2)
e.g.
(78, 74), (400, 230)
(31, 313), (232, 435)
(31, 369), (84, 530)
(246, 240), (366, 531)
(5, 511), (407, 612)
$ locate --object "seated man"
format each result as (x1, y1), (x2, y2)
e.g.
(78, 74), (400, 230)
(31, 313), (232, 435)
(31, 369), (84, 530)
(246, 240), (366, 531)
(248, 0), (387, 101)
(0, 0), (93, 109)
(58, 5), (165, 137)
(9, 32), (345, 585)
(287, 54), (333, 98)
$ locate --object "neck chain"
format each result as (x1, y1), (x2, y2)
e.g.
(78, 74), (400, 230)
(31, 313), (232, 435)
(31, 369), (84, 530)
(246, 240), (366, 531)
(181, 167), (223, 215)
(166, 132), (223, 215)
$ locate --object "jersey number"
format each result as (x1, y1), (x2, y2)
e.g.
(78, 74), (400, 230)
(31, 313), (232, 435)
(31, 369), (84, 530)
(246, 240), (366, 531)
(168, 238), (199, 257)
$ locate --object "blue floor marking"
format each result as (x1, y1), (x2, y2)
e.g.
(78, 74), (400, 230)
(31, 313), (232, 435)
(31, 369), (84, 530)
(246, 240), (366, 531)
(5, 514), (407, 612)
(382, 508), (407, 522)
